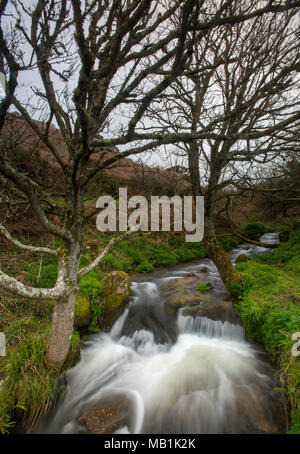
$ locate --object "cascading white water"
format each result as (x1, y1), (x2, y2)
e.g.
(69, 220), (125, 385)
(177, 310), (245, 341)
(43, 236), (285, 435)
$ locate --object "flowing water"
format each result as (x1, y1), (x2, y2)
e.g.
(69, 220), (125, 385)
(42, 233), (287, 434)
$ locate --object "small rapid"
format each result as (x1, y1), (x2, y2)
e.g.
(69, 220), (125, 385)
(41, 233), (286, 434)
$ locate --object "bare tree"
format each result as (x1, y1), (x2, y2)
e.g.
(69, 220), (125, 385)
(149, 1), (300, 291)
(240, 152), (300, 220)
(1, 0), (300, 368)
(0, 0), (200, 369)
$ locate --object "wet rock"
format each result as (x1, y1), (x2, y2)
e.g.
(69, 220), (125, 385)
(181, 300), (241, 324)
(199, 266), (209, 273)
(77, 395), (131, 434)
(163, 276), (204, 313)
(229, 384), (286, 434)
(98, 271), (130, 330)
(121, 302), (178, 344)
(163, 274), (241, 324)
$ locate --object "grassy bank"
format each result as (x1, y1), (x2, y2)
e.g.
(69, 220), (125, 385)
(234, 229), (300, 433)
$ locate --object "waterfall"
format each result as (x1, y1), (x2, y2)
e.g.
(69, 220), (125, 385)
(177, 310), (245, 341)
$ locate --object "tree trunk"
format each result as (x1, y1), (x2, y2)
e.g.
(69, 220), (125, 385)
(45, 292), (76, 370)
(46, 241), (82, 370)
(203, 218), (242, 294)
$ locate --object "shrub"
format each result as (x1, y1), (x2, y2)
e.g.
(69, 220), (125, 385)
(154, 247), (178, 267)
(240, 221), (266, 240)
(136, 261), (154, 273)
(79, 272), (105, 299)
(78, 272), (105, 333)
(175, 247), (197, 262)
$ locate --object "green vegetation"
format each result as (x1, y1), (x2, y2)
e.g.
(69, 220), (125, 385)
(234, 229), (300, 433)
(218, 235), (240, 251)
(136, 261), (155, 273)
(267, 219), (300, 242)
(76, 273), (105, 333)
(79, 232), (210, 274)
(235, 253), (250, 263)
(239, 221), (266, 240)
(75, 295), (91, 322)
(0, 316), (80, 433)
(197, 283), (212, 292)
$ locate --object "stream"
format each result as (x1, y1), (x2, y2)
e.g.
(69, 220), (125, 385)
(41, 233), (287, 434)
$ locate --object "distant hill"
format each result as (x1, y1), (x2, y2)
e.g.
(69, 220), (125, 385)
(0, 113), (190, 198)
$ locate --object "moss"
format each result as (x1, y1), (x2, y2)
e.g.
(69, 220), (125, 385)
(102, 271), (130, 307)
(98, 271), (130, 329)
(74, 295), (92, 329)
(75, 295), (91, 319)
(235, 253), (250, 263)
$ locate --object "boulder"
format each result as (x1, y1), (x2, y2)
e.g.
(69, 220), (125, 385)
(199, 266), (209, 273)
(228, 384), (286, 434)
(163, 274), (242, 324)
(77, 395), (131, 434)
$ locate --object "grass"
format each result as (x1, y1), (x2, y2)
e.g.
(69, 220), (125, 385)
(0, 311), (80, 433)
(81, 229), (213, 274)
(234, 228), (300, 433)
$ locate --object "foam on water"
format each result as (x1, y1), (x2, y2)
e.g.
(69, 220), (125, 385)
(46, 313), (276, 434)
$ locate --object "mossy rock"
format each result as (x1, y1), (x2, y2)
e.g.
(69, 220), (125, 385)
(98, 271), (130, 330)
(74, 295), (92, 329)
(236, 254), (250, 263)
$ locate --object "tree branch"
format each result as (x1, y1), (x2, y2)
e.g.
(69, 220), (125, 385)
(0, 223), (58, 255)
(79, 229), (140, 279)
(0, 268), (68, 300)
